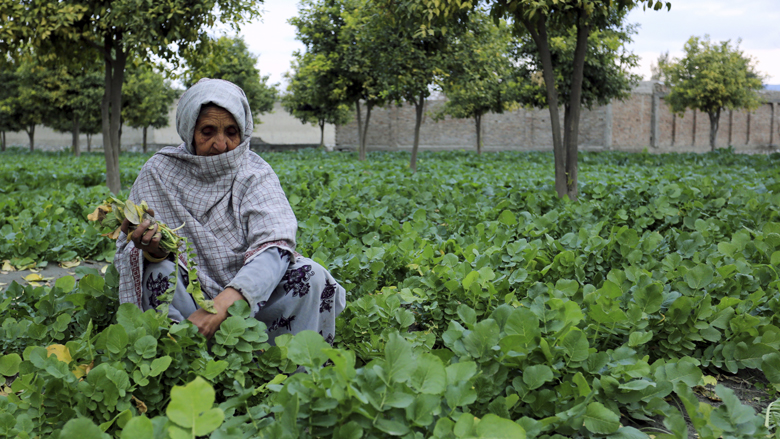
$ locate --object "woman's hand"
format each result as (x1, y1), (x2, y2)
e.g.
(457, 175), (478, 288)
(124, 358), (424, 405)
(187, 287), (245, 339)
(121, 208), (168, 258)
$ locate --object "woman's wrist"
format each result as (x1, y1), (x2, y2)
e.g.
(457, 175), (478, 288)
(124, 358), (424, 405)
(214, 287), (245, 316)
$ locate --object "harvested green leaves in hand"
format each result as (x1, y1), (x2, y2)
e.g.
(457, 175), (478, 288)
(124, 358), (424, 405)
(88, 198), (217, 315)
(88, 197), (183, 253)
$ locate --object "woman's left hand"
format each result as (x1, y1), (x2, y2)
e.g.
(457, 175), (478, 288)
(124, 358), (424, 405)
(187, 287), (245, 339)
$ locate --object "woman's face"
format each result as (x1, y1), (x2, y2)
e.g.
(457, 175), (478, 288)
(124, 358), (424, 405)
(193, 105), (241, 156)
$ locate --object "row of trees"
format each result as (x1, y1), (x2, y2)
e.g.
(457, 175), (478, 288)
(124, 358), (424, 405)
(0, 34), (278, 155)
(0, 54), (174, 155)
(279, 0), (648, 191)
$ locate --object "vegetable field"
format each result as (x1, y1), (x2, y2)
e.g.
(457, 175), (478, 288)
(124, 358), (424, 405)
(2, 148), (780, 438)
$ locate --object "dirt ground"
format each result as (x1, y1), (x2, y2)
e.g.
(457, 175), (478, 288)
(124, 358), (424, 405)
(0, 260), (110, 291)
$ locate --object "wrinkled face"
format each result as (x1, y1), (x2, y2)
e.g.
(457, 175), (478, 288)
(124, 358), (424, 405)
(193, 105), (241, 156)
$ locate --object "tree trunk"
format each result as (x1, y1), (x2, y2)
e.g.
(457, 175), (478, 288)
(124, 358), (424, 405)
(87, 134), (92, 152)
(708, 109), (721, 152)
(560, 12), (590, 201)
(72, 113), (81, 157)
(1, 131), (5, 152)
(142, 126), (148, 153)
(410, 92), (425, 173)
(524, 17), (565, 199)
(27, 125), (35, 151)
(101, 34), (126, 194)
(475, 114), (482, 154)
(359, 103), (373, 161)
(355, 101), (363, 160)
(318, 120), (325, 149)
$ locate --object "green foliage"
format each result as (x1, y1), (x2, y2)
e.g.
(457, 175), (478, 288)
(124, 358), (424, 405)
(282, 51), (353, 147)
(434, 12), (519, 153)
(122, 62), (177, 132)
(3, 148), (780, 437)
(660, 35), (765, 150)
(513, 10), (641, 111)
(182, 36), (277, 121)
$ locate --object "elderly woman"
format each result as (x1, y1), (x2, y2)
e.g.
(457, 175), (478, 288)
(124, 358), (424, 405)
(115, 78), (345, 344)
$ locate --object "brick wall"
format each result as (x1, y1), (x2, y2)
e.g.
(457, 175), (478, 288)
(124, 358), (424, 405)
(336, 82), (780, 153)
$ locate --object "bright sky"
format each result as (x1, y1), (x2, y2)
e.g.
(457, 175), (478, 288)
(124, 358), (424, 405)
(238, 0), (780, 90)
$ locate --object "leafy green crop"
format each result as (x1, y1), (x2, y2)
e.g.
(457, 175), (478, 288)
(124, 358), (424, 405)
(1, 147), (780, 438)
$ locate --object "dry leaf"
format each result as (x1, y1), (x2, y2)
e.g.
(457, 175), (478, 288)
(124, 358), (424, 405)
(60, 260), (81, 269)
(73, 361), (94, 379)
(0, 282), (6, 287)
(101, 226), (122, 240)
(132, 395), (148, 414)
(24, 273), (53, 282)
(0, 386), (12, 397)
(46, 344), (73, 363)
(87, 204), (112, 222)
(1, 260), (14, 272)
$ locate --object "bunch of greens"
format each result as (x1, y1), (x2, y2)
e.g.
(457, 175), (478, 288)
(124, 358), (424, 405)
(88, 197), (217, 314)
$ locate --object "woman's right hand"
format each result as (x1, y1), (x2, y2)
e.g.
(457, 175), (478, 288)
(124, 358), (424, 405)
(121, 208), (168, 258)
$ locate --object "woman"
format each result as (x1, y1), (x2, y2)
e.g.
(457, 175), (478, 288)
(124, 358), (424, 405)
(115, 78), (345, 344)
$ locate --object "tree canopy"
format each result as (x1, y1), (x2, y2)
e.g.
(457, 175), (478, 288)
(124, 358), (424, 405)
(385, 0), (671, 199)
(183, 36), (277, 122)
(0, 0), (262, 192)
(282, 51), (352, 149)
(123, 61), (178, 153)
(435, 12), (519, 154)
(660, 35), (765, 151)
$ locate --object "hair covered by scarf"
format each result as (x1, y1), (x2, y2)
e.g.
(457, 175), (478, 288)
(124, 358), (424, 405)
(115, 78), (298, 308)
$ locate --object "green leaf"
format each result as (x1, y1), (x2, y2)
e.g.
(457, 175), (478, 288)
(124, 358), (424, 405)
(411, 353), (446, 394)
(462, 270), (479, 291)
(149, 356), (172, 377)
(771, 251), (780, 266)
(166, 376), (224, 436)
(523, 364), (553, 390)
(684, 264), (714, 289)
(628, 331), (653, 347)
(0, 354), (21, 376)
(405, 394), (440, 427)
(120, 416), (154, 439)
(105, 324), (128, 354)
(385, 332), (415, 383)
(463, 319), (500, 359)
(60, 417), (110, 439)
(55, 275), (76, 293)
(475, 414), (525, 438)
(498, 210), (517, 226)
(287, 330), (330, 369)
(583, 402), (620, 434)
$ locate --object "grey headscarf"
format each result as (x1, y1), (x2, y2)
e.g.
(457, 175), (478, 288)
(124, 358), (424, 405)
(176, 78), (253, 154)
(115, 79), (298, 308)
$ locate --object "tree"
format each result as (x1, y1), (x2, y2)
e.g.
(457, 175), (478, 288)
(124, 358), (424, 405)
(435, 12), (519, 154)
(0, 56), (22, 152)
(183, 36), (277, 121)
(389, 0), (671, 199)
(0, 0), (262, 193)
(282, 52), (352, 149)
(660, 36), (765, 151)
(123, 62), (178, 153)
(353, 3), (454, 172)
(289, 0), (386, 161)
(0, 52), (59, 151)
(513, 10), (641, 149)
(46, 62), (104, 156)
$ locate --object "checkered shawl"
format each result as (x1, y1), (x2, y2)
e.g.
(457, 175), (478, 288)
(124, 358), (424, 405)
(115, 79), (297, 308)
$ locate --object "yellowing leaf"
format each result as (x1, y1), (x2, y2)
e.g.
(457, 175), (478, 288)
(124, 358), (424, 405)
(1, 260), (14, 272)
(73, 361), (93, 379)
(702, 375), (718, 386)
(87, 204), (112, 222)
(24, 273), (52, 282)
(102, 226), (122, 240)
(0, 386), (12, 396)
(60, 260), (81, 269)
(101, 265), (109, 274)
(47, 344), (73, 363)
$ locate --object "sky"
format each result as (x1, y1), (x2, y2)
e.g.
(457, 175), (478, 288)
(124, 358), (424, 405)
(238, 0), (780, 89)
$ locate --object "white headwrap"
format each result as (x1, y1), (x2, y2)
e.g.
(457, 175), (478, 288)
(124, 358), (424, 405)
(115, 78), (297, 307)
